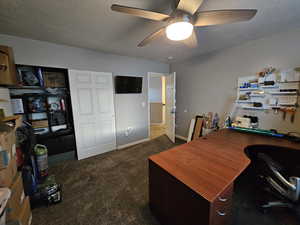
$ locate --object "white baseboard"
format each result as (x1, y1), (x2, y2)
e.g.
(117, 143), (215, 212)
(117, 138), (151, 150)
(175, 134), (188, 142)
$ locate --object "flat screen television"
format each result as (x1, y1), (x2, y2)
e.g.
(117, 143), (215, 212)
(115, 76), (143, 94)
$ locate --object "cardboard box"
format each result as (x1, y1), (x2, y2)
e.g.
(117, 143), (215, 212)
(20, 197), (32, 225)
(0, 45), (17, 86)
(31, 120), (48, 129)
(7, 197), (32, 225)
(0, 149), (10, 169)
(43, 71), (65, 88)
(0, 156), (17, 187)
(0, 126), (16, 169)
(6, 173), (25, 221)
(2, 116), (23, 131)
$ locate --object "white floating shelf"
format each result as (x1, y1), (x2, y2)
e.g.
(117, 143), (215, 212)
(249, 94), (265, 97)
(269, 91), (298, 95)
(236, 100), (254, 103)
(238, 88), (259, 91)
(260, 85), (279, 89)
(278, 81), (300, 83)
(278, 103), (297, 106)
(239, 106), (269, 110)
(270, 106), (297, 110)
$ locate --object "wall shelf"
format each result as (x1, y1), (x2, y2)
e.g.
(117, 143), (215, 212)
(249, 94), (265, 97)
(269, 91), (298, 95)
(239, 106), (269, 110)
(238, 88), (259, 91)
(260, 85), (279, 89)
(236, 100), (254, 103)
(237, 75), (299, 113)
(278, 81), (300, 84)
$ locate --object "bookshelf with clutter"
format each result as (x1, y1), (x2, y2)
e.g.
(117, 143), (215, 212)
(9, 64), (76, 157)
(0, 45), (66, 225)
(228, 66), (300, 137)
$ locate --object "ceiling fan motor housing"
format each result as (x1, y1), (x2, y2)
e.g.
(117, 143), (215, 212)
(169, 11), (194, 25)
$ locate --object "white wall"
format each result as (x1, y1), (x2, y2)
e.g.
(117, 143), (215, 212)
(149, 76), (162, 103)
(0, 34), (169, 146)
(171, 27), (300, 138)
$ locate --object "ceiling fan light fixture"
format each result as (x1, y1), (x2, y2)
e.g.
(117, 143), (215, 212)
(166, 21), (193, 41)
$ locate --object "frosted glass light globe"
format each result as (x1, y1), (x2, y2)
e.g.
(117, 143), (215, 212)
(166, 22), (193, 41)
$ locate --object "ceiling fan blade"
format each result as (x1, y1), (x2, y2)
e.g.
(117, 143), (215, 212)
(111, 4), (170, 21)
(176, 0), (204, 15)
(138, 27), (166, 47)
(182, 30), (198, 48)
(194, 9), (257, 27)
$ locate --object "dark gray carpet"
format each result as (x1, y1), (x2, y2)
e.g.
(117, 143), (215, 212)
(31, 135), (299, 225)
(32, 136), (182, 225)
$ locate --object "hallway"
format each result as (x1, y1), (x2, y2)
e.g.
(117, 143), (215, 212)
(150, 124), (166, 139)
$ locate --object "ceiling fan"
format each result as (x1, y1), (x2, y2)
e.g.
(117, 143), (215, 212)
(111, 0), (257, 47)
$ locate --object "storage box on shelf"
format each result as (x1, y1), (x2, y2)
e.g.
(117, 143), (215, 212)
(0, 46), (17, 86)
(43, 71), (66, 88)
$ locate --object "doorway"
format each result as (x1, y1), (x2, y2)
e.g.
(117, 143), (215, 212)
(148, 72), (176, 142)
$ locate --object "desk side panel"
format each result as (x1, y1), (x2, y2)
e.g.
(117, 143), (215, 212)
(149, 159), (210, 225)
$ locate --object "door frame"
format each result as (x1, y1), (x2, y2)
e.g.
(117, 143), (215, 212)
(147, 72), (166, 139)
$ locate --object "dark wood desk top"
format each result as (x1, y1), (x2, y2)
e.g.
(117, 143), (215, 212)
(149, 129), (300, 202)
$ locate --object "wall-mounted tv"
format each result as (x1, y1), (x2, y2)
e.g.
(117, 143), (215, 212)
(115, 76), (143, 94)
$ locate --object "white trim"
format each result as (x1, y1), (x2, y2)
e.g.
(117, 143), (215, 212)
(117, 138), (151, 150)
(175, 134), (188, 142)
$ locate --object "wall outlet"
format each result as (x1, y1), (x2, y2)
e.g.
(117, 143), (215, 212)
(125, 127), (133, 137)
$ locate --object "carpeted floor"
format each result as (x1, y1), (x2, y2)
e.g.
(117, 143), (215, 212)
(31, 135), (299, 225)
(32, 135), (183, 225)
(150, 124), (166, 139)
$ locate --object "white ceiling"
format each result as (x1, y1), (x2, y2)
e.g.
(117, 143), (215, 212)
(0, 0), (300, 63)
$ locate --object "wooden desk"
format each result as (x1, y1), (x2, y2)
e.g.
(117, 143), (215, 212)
(148, 129), (300, 225)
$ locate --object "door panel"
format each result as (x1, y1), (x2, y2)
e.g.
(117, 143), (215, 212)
(76, 73), (92, 83)
(96, 88), (112, 114)
(165, 72), (176, 143)
(80, 123), (97, 148)
(69, 70), (116, 160)
(78, 89), (94, 115)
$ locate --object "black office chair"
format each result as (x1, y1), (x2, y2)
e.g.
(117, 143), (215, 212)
(254, 152), (300, 214)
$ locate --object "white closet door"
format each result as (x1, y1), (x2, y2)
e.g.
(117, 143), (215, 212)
(69, 70), (116, 160)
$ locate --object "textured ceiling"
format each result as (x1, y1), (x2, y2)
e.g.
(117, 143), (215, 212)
(0, 0), (300, 62)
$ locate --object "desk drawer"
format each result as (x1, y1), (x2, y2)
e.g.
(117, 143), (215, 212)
(210, 183), (233, 225)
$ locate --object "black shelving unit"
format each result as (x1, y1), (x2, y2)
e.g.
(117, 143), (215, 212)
(9, 64), (76, 157)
